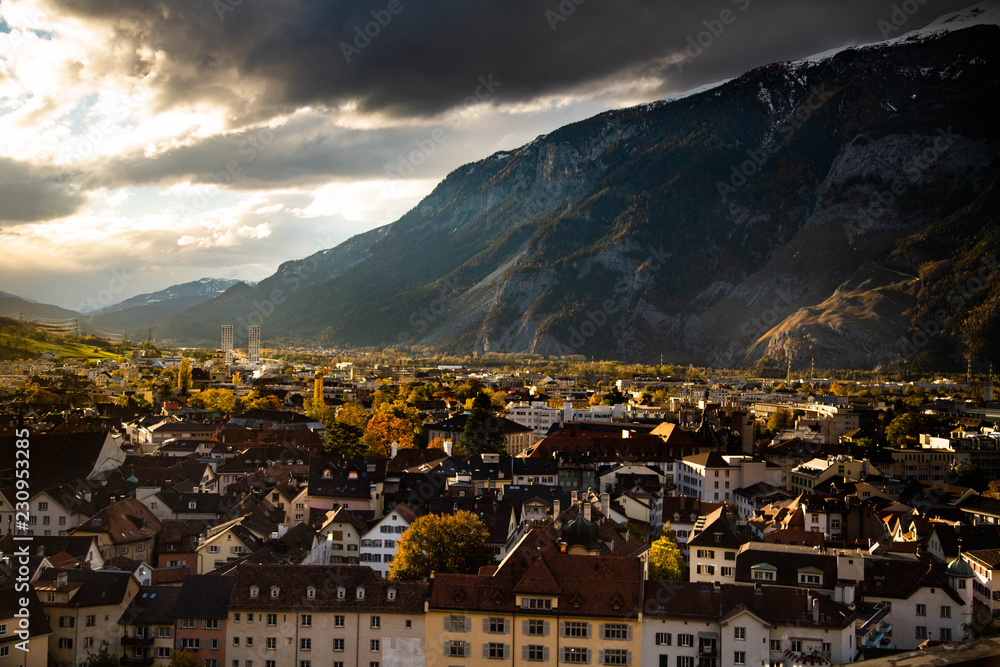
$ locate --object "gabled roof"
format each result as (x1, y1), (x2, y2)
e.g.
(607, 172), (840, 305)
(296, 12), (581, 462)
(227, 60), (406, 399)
(34, 568), (136, 607)
(863, 559), (964, 605)
(688, 506), (751, 549)
(120, 586), (182, 626)
(72, 497), (162, 545)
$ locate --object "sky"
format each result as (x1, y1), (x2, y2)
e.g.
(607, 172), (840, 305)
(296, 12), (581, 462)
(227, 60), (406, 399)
(0, 0), (980, 311)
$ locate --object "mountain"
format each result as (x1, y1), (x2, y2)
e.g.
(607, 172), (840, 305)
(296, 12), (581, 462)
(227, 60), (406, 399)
(158, 7), (1000, 368)
(0, 292), (81, 324)
(84, 278), (250, 338)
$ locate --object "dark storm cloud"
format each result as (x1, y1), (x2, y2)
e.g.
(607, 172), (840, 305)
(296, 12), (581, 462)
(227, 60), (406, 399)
(0, 157), (84, 223)
(54, 0), (978, 122)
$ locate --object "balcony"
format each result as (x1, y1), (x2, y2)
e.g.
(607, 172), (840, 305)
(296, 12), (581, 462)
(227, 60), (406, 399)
(122, 636), (154, 647)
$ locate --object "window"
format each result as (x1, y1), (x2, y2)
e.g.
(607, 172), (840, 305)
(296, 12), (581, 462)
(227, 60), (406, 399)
(334, 639), (345, 652)
(799, 572), (822, 585)
(655, 632), (672, 646)
(822, 642), (831, 653)
(300, 638), (311, 651)
(734, 651), (746, 665)
(941, 628), (952, 641)
(696, 565), (715, 575)
(267, 663), (276, 667)
(562, 621), (590, 638)
(58, 638), (73, 649)
(301, 614), (312, 628)
(266, 614), (276, 626)
(444, 615), (471, 632)
(734, 627), (745, 640)
(205, 619), (220, 630)
(487, 617), (509, 634)
(156, 647), (172, 658)
(371, 616), (381, 629)
(210, 639), (220, 650)
(156, 627), (172, 638)
(915, 626), (927, 639)
(299, 662), (310, 667)
(941, 606), (951, 619)
(334, 615), (345, 628)
(246, 638), (253, 648)
(444, 640), (469, 657)
(58, 616), (74, 628)
(59, 516), (66, 525)
(180, 619), (196, 629)
(484, 642), (509, 659)
(697, 549), (715, 559)
(721, 567), (733, 577)
(370, 639), (380, 652)
(522, 597), (552, 610)
(603, 623), (630, 640)
(209, 545), (220, 553)
(84, 637), (93, 648)
(249, 585), (257, 597)
(790, 641), (802, 652)
(770, 640), (781, 651)
(266, 638), (276, 650)
(233, 638), (240, 647)
(678, 634), (694, 647)
(525, 645), (548, 661)
(916, 604), (927, 617)
(38, 501), (48, 511)
(677, 658), (693, 667)
(525, 619), (548, 636)
(600, 649), (629, 665)
(85, 615), (95, 627)
(562, 647), (590, 663)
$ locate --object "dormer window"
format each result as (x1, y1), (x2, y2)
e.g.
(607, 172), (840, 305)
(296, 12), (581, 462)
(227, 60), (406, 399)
(322, 468), (333, 479)
(307, 586), (316, 600)
(337, 587), (346, 600)
(751, 563), (776, 582)
(249, 586), (259, 599)
(356, 587), (365, 601)
(188, 501), (197, 509)
(93, 519), (101, 526)
(270, 586), (280, 599)
(387, 588), (396, 601)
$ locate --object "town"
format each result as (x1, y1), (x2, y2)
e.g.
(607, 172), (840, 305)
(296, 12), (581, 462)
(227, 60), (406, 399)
(2, 321), (1000, 667)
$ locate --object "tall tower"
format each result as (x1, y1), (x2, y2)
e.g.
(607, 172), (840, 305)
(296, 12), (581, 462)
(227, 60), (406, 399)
(248, 325), (260, 365)
(986, 363), (994, 403)
(221, 324), (234, 365)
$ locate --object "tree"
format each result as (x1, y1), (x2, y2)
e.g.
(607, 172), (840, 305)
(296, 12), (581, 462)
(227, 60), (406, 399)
(599, 387), (626, 406)
(461, 391), (507, 455)
(388, 511), (491, 581)
(189, 388), (236, 413)
(984, 480), (1000, 500)
(648, 526), (685, 581)
(168, 650), (202, 667)
(364, 413), (415, 457)
(337, 401), (370, 431)
(767, 409), (794, 434)
(177, 358), (192, 394)
(240, 390), (283, 411)
(324, 421), (367, 458)
(86, 645), (119, 667)
(885, 413), (928, 449)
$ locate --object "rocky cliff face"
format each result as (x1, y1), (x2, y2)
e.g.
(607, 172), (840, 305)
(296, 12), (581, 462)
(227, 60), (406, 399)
(157, 20), (1000, 368)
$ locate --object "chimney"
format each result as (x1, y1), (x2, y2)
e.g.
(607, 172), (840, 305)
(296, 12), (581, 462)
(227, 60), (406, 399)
(553, 499), (561, 519)
(583, 502), (592, 521)
(571, 490), (578, 506)
(390, 441), (398, 458)
(600, 493), (610, 519)
(812, 597), (820, 623)
(56, 572), (69, 589)
(443, 440), (453, 456)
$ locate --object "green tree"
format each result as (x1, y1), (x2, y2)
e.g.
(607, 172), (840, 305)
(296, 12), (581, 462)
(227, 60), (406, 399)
(168, 650), (203, 667)
(648, 525), (685, 581)
(177, 358), (192, 394)
(884, 413), (928, 449)
(324, 421), (367, 458)
(388, 511), (491, 581)
(461, 392), (506, 455)
(767, 409), (794, 434)
(86, 645), (119, 667)
(599, 387), (626, 406)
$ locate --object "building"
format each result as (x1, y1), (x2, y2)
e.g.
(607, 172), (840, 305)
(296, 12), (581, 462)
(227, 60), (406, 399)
(688, 506), (752, 585)
(0, 585), (50, 667)
(426, 527), (644, 667)
(226, 564), (426, 667)
(359, 503), (418, 578)
(247, 325), (260, 365)
(426, 414), (534, 455)
(641, 581), (858, 667)
(788, 456), (879, 495)
(34, 569), (141, 667)
(70, 497), (161, 562)
(677, 453), (783, 503)
(119, 586), (182, 667)
(221, 324), (234, 365)
(173, 574), (235, 667)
